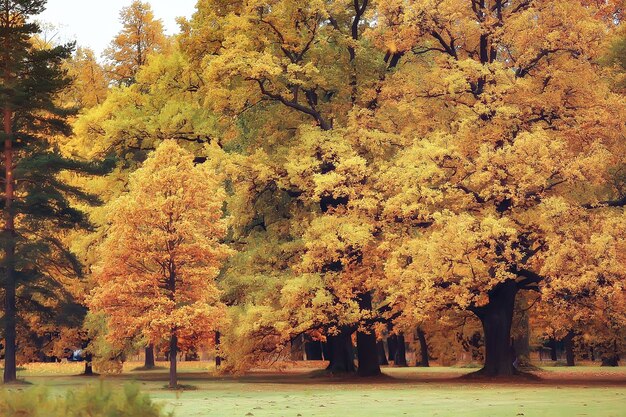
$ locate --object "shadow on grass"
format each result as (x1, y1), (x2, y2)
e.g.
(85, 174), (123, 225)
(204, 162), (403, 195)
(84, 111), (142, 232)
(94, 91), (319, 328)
(131, 366), (167, 372)
(2, 379), (33, 386)
(461, 368), (541, 382)
(69, 365), (626, 388)
(162, 383), (197, 391)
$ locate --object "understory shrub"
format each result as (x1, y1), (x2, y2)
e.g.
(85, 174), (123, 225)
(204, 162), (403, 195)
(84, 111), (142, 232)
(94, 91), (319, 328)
(0, 383), (171, 417)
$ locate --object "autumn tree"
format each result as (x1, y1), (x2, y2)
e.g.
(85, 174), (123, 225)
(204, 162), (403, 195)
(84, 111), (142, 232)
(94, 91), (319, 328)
(376, 0), (626, 376)
(62, 47), (109, 109)
(180, 0), (411, 377)
(70, 41), (219, 372)
(103, 0), (167, 86)
(89, 140), (230, 389)
(73, 48), (215, 160)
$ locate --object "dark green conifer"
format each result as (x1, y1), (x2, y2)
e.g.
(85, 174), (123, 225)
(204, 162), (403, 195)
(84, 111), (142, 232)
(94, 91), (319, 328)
(1, 0), (110, 383)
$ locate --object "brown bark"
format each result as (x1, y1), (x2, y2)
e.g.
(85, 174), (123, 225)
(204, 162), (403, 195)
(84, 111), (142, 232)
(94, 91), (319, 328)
(169, 333), (178, 388)
(3, 103), (17, 384)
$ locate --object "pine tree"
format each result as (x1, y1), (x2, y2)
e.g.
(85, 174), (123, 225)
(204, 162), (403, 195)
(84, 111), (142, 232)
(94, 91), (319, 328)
(0, 0), (110, 383)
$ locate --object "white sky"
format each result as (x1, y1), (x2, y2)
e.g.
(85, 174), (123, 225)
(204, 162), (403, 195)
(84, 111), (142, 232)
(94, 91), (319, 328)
(36, 0), (198, 57)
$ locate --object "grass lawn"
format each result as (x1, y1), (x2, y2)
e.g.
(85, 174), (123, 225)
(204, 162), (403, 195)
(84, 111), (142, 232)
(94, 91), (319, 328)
(5, 362), (626, 417)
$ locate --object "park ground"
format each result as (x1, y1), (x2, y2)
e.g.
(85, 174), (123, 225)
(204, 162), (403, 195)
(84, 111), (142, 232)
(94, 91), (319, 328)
(6, 362), (626, 417)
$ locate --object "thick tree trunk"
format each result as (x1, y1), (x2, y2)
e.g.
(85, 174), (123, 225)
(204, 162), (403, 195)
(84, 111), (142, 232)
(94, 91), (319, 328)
(393, 333), (408, 367)
(169, 333), (178, 388)
(3, 106), (17, 384)
(356, 330), (380, 376)
(512, 295), (530, 366)
(377, 341), (388, 365)
(416, 328), (429, 367)
(356, 292), (381, 377)
(474, 281), (518, 377)
(326, 327), (355, 374)
(305, 340), (323, 360)
(144, 344), (156, 369)
(563, 331), (575, 367)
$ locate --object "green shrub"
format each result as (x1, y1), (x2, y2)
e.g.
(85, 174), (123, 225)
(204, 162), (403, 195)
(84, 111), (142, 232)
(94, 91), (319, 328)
(0, 383), (172, 417)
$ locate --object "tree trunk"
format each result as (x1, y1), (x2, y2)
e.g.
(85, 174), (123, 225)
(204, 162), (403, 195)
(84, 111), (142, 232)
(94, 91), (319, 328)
(474, 281), (518, 377)
(290, 334), (304, 361)
(321, 341), (330, 361)
(549, 338), (558, 361)
(563, 331), (575, 367)
(512, 295), (530, 366)
(144, 344), (155, 369)
(169, 332), (178, 388)
(601, 355), (620, 367)
(377, 341), (388, 365)
(3, 105), (17, 384)
(601, 341), (620, 367)
(326, 327), (355, 374)
(387, 335), (397, 362)
(215, 331), (222, 368)
(356, 330), (380, 376)
(83, 352), (94, 376)
(393, 333), (408, 367)
(416, 328), (429, 367)
(355, 292), (381, 377)
(305, 340), (323, 360)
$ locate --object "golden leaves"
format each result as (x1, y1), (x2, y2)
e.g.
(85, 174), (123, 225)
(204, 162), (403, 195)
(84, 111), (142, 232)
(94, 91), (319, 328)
(89, 141), (230, 349)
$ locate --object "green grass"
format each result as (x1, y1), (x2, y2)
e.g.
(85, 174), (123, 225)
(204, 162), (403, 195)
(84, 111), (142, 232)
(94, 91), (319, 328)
(5, 363), (626, 417)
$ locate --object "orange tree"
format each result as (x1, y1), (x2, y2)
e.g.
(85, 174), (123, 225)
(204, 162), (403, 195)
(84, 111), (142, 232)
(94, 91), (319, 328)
(103, 0), (168, 86)
(89, 141), (230, 388)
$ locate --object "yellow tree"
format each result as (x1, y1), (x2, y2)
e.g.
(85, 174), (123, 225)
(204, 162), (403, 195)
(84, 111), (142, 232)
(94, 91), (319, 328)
(62, 47), (109, 109)
(180, 0), (407, 376)
(376, 0), (626, 376)
(104, 0), (168, 86)
(89, 140), (230, 388)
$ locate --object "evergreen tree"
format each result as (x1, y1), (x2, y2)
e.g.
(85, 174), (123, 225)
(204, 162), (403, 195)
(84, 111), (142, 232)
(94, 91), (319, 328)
(0, 0), (109, 383)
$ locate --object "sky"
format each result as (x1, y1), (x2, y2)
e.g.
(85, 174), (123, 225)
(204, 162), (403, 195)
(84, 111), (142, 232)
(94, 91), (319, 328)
(36, 0), (198, 56)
